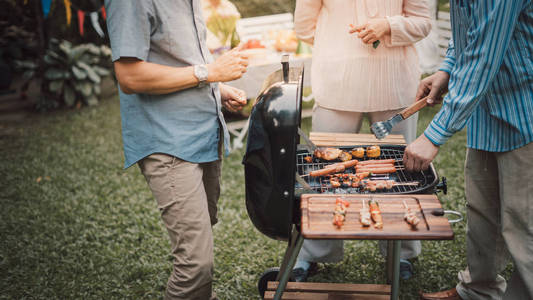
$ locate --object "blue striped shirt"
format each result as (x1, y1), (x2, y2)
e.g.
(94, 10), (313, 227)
(424, 0), (533, 152)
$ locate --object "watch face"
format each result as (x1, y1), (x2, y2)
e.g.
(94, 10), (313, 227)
(196, 65), (208, 81)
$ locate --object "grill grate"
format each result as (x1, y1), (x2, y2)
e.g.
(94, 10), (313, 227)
(295, 145), (437, 195)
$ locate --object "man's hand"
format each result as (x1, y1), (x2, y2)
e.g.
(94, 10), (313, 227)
(220, 84), (247, 112)
(349, 19), (391, 44)
(208, 44), (248, 83)
(403, 135), (439, 172)
(416, 71), (450, 106)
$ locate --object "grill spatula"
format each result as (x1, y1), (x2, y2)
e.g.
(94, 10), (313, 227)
(371, 96), (430, 140)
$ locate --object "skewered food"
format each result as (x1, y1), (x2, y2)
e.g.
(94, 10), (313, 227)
(330, 177), (341, 188)
(339, 151), (353, 162)
(403, 200), (420, 227)
(304, 156), (313, 163)
(363, 180), (395, 191)
(351, 147), (365, 158)
(314, 147), (343, 161)
(369, 199), (383, 229)
(333, 198), (350, 228)
(359, 199), (371, 226)
(366, 145), (381, 158)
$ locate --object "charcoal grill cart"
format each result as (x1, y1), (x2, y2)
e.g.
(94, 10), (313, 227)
(243, 56), (454, 300)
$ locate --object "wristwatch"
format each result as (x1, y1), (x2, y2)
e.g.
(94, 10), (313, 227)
(193, 64), (209, 87)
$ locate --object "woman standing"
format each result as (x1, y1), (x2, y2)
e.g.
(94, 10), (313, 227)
(293, 0), (431, 281)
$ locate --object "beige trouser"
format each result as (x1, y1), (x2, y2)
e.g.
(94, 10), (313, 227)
(456, 143), (533, 300)
(298, 105), (421, 262)
(138, 153), (221, 300)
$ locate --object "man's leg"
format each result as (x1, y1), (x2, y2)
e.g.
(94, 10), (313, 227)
(139, 154), (213, 300)
(497, 142), (533, 299)
(456, 149), (507, 300)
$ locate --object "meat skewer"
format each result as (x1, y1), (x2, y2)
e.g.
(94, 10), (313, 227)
(333, 198), (350, 228)
(359, 199), (371, 227)
(369, 199), (383, 229)
(403, 200), (420, 227)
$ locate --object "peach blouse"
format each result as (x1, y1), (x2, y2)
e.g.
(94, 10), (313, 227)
(294, 0), (431, 112)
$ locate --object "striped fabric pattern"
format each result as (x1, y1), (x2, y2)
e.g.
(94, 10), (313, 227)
(424, 0), (533, 152)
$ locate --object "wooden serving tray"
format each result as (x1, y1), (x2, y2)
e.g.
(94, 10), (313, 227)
(310, 132), (406, 147)
(300, 194), (453, 240)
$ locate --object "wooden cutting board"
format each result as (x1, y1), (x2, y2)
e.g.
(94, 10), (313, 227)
(310, 132), (406, 146)
(300, 194), (453, 240)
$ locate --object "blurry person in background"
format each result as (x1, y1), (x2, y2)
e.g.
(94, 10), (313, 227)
(292, 0), (431, 282)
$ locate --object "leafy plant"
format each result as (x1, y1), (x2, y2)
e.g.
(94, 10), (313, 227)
(40, 39), (112, 107)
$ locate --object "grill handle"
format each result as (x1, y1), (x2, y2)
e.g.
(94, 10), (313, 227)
(281, 54), (290, 83)
(436, 176), (447, 194)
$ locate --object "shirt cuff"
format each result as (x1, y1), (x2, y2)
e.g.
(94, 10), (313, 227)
(424, 119), (454, 146)
(438, 58), (454, 75)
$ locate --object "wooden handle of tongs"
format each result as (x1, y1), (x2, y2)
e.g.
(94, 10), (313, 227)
(400, 96), (430, 119)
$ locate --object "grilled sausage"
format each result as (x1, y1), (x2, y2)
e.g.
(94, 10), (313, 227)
(310, 165), (346, 177)
(356, 166), (397, 174)
(356, 163), (394, 170)
(358, 159), (396, 166)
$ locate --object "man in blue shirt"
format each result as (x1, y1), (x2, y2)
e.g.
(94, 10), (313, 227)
(404, 1), (533, 299)
(105, 1), (248, 299)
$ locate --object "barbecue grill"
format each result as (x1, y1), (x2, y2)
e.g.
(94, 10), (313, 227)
(243, 56), (452, 300)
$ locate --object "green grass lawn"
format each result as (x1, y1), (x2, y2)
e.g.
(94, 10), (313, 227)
(0, 90), (509, 299)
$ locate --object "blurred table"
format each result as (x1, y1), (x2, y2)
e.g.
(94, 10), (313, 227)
(226, 53), (312, 99)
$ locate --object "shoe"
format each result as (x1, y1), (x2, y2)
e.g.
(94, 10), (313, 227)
(419, 288), (462, 300)
(399, 259), (414, 280)
(291, 262), (318, 282)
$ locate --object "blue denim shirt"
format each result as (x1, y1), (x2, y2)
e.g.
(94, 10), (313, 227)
(105, 0), (230, 168)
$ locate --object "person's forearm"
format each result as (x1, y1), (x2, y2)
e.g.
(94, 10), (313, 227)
(115, 59), (199, 95)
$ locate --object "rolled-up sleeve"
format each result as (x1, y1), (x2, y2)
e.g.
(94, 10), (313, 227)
(104, 0), (153, 62)
(294, 0), (322, 45)
(438, 39), (455, 74)
(385, 0), (432, 47)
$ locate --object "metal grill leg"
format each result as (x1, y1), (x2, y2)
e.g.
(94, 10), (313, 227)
(386, 240), (394, 283)
(273, 226), (304, 300)
(390, 240), (401, 300)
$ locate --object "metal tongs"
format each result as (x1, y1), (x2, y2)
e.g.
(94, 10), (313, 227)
(371, 96), (430, 140)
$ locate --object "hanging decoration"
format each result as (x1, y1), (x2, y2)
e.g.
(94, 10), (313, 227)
(77, 10), (85, 36)
(90, 12), (104, 37)
(41, 0), (53, 18)
(34, 0), (107, 37)
(64, 0), (72, 26)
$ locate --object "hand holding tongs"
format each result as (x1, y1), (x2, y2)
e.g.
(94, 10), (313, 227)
(371, 96), (430, 140)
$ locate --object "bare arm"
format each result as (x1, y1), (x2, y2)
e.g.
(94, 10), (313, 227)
(114, 58), (197, 95)
(114, 46), (248, 95)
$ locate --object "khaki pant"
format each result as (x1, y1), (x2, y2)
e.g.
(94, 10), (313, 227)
(138, 153), (221, 300)
(299, 106), (421, 262)
(456, 143), (533, 300)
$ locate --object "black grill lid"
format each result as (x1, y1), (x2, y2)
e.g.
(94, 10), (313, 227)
(243, 57), (304, 241)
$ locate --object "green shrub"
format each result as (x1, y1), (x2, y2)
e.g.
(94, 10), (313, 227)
(43, 39), (112, 107)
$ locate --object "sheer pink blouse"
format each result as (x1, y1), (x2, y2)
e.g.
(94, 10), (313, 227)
(295, 0), (431, 112)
